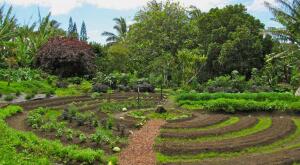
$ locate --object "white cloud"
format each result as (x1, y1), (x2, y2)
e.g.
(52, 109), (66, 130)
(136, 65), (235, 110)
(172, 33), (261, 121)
(247, 0), (275, 12)
(1, 0), (232, 15)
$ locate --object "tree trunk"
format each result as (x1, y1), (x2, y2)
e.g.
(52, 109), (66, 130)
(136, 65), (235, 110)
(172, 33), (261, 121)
(295, 87), (300, 96)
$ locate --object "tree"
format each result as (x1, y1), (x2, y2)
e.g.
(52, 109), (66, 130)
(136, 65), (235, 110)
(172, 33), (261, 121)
(126, 0), (189, 78)
(36, 37), (96, 77)
(189, 4), (272, 80)
(265, 0), (300, 90)
(72, 23), (79, 39)
(0, 5), (17, 67)
(68, 17), (73, 37)
(102, 17), (127, 44)
(80, 21), (88, 41)
(265, 0), (300, 44)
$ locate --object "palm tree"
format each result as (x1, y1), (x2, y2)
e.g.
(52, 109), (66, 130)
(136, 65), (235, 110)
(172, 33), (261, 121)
(102, 17), (128, 44)
(265, 0), (300, 44)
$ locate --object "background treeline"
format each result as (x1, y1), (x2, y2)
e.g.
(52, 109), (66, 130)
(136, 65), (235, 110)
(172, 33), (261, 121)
(0, 0), (299, 93)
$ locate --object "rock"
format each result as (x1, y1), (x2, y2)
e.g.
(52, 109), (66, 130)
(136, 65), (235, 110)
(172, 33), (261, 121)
(155, 105), (167, 114)
(122, 107), (128, 112)
(113, 147), (121, 152)
(119, 117), (125, 120)
(295, 87), (300, 96)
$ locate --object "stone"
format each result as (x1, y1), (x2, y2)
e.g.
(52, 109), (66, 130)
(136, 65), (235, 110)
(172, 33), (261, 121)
(122, 107), (128, 112)
(113, 147), (121, 152)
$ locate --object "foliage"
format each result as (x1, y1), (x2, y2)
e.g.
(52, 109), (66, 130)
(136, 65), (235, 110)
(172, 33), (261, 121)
(197, 70), (273, 93)
(36, 37), (96, 77)
(91, 127), (118, 146)
(0, 80), (54, 94)
(0, 106), (110, 164)
(99, 100), (155, 113)
(177, 92), (300, 113)
(80, 21), (88, 41)
(102, 17), (128, 44)
(0, 68), (46, 82)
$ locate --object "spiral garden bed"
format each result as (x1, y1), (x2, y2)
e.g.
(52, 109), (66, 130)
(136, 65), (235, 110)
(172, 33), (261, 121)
(2, 92), (164, 164)
(1, 92), (300, 164)
(156, 112), (300, 165)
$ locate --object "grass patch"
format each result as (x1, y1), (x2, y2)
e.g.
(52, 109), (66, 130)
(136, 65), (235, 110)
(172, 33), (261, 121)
(161, 117), (240, 132)
(157, 117), (271, 143)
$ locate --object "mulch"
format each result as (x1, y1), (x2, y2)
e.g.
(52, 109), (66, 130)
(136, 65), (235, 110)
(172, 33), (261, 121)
(119, 119), (166, 165)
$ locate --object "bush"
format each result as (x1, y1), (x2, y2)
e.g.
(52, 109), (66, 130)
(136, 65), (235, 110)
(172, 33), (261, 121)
(68, 77), (82, 85)
(133, 83), (155, 93)
(0, 68), (45, 82)
(25, 93), (35, 100)
(56, 81), (69, 88)
(92, 83), (109, 93)
(4, 95), (14, 101)
(36, 37), (96, 77)
(91, 127), (116, 145)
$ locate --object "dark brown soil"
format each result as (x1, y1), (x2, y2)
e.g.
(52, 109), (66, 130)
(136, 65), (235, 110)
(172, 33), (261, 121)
(160, 116), (258, 139)
(119, 119), (166, 165)
(163, 148), (300, 165)
(156, 117), (296, 155)
(17, 92), (163, 110)
(162, 113), (230, 129)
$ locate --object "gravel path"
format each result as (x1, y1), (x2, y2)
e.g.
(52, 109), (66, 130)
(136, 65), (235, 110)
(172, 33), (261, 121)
(119, 119), (166, 165)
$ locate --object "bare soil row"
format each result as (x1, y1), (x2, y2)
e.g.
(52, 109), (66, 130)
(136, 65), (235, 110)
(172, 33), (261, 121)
(160, 116), (258, 139)
(156, 117), (296, 155)
(162, 113), (230, 129)
(162, 147), (300, 165)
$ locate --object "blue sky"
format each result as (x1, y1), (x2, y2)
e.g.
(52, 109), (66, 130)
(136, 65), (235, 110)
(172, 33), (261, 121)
(0, 0), (278, 43)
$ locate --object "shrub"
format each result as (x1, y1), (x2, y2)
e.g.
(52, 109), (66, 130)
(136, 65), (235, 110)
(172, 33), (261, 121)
(25, 93), (35, 100)
(91, 92), (101, 99)
(4, 95), (15, 101)
(36, 37), (96, 77)
(68, 77), (82, 85)
(91, 127), (115, 145)
(79, 133), (87, 143)
(56, 81), (69, 88)
(133, 83), (155, 93)
(0, 68), (45, 82)
(15, 90), (21, 96)
(92, 83), (109, 93)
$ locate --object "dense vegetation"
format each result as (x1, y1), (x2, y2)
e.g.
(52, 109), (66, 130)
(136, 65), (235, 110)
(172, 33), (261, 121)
(176, 92), (300, 113)
(0, 0), (299, 93)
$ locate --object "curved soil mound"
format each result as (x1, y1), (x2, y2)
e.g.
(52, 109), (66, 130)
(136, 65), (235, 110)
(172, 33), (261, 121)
(163, 148), (300, 165)
(161, 116), (258, 139)
(157, 117), (296, 155)
(162, 114), (230, 129)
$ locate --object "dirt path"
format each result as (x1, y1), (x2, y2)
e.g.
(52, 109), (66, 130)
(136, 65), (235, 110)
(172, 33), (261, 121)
(119, 119), (166, 165)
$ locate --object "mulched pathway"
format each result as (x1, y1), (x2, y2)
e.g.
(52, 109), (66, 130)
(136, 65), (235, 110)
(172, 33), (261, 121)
(119, 119), (166, 165)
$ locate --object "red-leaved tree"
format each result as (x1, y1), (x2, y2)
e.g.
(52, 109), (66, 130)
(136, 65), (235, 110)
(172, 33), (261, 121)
(36, 37), (96, 77)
